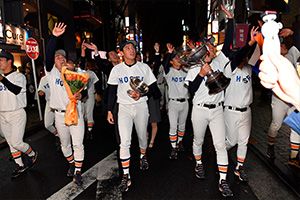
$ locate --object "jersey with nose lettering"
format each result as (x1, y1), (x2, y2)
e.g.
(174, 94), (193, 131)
(107, 61), (156, 105)
(164, 67), (189, 99)
(38, 75), (51, 101)
(0, 71), (26, 111)
(46, 65), (69, 110)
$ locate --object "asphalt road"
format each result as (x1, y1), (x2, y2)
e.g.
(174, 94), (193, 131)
(0, 107), (299, 199)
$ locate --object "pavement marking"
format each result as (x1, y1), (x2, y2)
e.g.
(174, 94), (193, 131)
(47, 150), (118, 200)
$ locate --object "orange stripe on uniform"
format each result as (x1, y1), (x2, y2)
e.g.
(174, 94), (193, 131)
(218, 166), (228, 172)
(237, 157), (245, 163)
(268, 137), (275, 142)
(291, 144), (299, 149)
(178, 132), (185, 137)
(12, 151), (21, 158)
(169, 136), (177, 141)
(194, 155), (202, 160)
(53, 130), (58, 136)
(87, 123), (94, 127)
(140, 149), (146, 154)
(75, 162), (83, 167)
(67, 155), (74, 161)
(25, 147), (32, 154)
(121, 160), (130, 168)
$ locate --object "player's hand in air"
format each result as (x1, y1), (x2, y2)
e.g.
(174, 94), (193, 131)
(52, 22), (67, 37)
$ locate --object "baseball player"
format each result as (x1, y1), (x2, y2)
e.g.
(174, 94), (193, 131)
(163, 43), (189, 159)
(45, 22), (86, 186)
(223, 27), (258, 182)
(107, 39), (156, 192)
(185, 5), (234, 197)
(266, 27), (300, 167)
(0, 51), (38, 178)
(38, 75), (61, 151)
(79, 41), (101, 140)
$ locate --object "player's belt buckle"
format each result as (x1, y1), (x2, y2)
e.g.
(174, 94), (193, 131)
(170, 98), (186, 102)
(198, 102), (223, 109)
(228, 106), (247, 112)
(55, 109), (66, 113)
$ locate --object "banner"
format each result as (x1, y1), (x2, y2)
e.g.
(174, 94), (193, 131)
(235, 24), (249, 48)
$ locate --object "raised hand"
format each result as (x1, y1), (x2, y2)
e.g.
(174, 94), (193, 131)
(52, 22), (67, 37)
(279, 28), (294, 38)
(84, 42), (98, 54)
(249, 26), (259, 46)
(166, 43), (175, 54)
(187, 39), (195, 49)
(221, 4), (233, 19)
(154, 43), (160, 53)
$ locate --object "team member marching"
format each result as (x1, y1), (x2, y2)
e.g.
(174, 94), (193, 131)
(224, 27), (258, 182)
(107, 39), (157, 192)
(185, 5), (234, 197)
(45, 22), (86, 186)
(38, 75), (61, 151)
(163, 43), (189, 159)
(0, 51), (37, 178)
(80, 41), (101, 140)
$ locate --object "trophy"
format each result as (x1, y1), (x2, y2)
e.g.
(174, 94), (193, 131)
(127, 77), (149, 98)
(181, 42), (231, 95)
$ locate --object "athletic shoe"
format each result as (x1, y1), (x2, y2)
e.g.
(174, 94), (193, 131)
(140, 155), (149, 170)
(177, 141), (185, 152)
(67, 163), (75, 177)
(288, 156), (300, 168)
(28, 151), (38, 168)
(169, 148), (178, 160)
(119, 174), (131, 192)
(86, 131), (93, 140)
(11, 165), (27, 178)
(219, 179), (233, 197)
(195, 164), (205, 179)
(234, 166), (248, 181)
(73, 171), (83, 186)
(266, 144), (275, 159)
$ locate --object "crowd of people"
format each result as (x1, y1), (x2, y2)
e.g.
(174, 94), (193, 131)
(0, 4), (299, 198)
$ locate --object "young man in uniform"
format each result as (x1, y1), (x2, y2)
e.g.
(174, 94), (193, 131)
(107, 39), (157, 192)
(224, 27), (258, 182)
(0, 51), (37, 178)
(163, 43), (189, 159)
(185, 5), (234, 197)
(38, 75), (60, 151)
(45, 22), (86, 186)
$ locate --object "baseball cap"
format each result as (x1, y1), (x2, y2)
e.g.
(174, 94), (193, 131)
(0, 51), (14, 64)
(119, 39), (137, 51)
(170, 53), (178, 60)
(55, 49), (66, 57)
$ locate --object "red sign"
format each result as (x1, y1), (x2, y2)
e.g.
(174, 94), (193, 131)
(235, 24), (249, 48)
(25, 38), (39, 60)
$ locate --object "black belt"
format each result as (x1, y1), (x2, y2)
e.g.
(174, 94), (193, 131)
(227, 106), (248, 112)
(55, 109), (66, 113)
(197, 102), (223, 109)
(170, 98), (186, 102)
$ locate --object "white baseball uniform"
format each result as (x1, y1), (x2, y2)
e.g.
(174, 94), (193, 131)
(84, 69), (99, 131)
(224, 63), (252, 167)
(38, 75), (57, 136)
(107, 61), (156, 175)
(0, 71), (35, 167)
(46, 65), (85, 173)
(185, 51), (229, 179)
(164, 67), (189, 148)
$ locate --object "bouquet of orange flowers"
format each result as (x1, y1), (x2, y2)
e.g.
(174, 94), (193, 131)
(61, 67), (89, 125)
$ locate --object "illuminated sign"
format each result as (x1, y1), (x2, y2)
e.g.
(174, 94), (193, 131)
(5, 25), (27, 49)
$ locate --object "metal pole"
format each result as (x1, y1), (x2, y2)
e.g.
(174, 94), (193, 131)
(31, 59), (42, 121)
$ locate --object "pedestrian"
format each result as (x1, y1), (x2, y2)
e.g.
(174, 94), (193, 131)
(0, 51), (38, 178)
(107, 39), (157, 192)
(45, 22), (86, 186)
(38, 75), (61, 152)
(185, 5), (234, 197)
(224, 26), (258, 182)
(163, 42), (189, 159)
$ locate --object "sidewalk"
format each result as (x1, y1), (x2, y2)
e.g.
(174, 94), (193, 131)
(250, 87), (300, 196)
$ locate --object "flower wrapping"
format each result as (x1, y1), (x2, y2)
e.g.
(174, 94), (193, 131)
(61, 67), (89, 125)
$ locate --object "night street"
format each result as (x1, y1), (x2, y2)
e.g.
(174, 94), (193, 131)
(0, 88), (299, 199)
